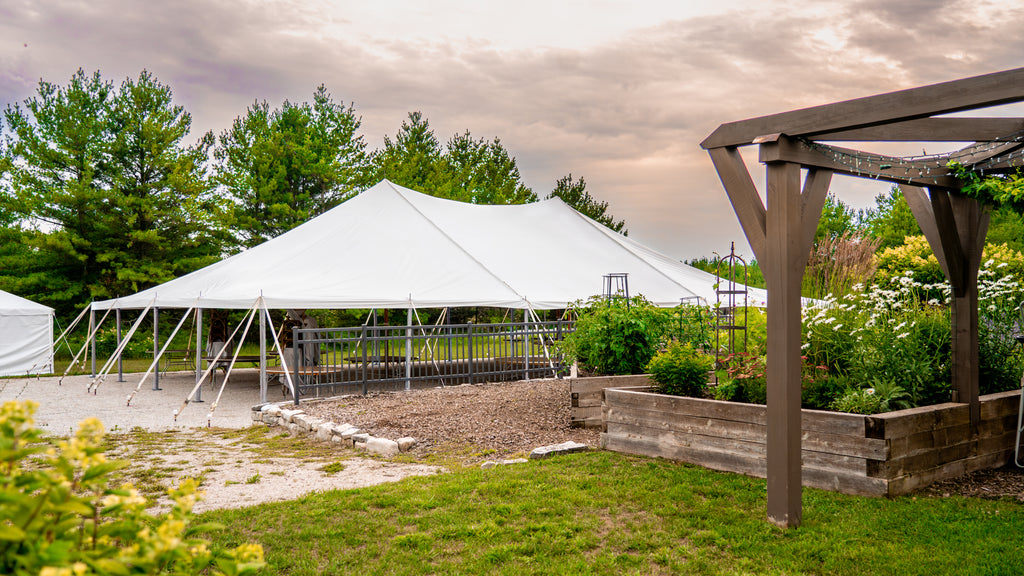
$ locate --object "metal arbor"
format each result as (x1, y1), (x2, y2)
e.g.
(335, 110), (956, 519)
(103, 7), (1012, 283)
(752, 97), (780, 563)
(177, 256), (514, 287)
(702, 67), (1024, 528)
(714, 242), (749, 364)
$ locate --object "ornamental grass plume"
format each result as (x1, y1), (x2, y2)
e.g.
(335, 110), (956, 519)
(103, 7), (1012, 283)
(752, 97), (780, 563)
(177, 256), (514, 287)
(804, 231), (880, 299)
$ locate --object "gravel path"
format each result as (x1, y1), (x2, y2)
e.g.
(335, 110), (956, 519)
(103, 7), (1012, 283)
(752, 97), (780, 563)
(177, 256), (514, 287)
(0, 370), (262, 434)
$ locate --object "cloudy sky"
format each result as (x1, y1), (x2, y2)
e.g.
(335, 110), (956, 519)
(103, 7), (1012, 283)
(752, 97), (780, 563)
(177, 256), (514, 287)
(2, 0), (1023, 260)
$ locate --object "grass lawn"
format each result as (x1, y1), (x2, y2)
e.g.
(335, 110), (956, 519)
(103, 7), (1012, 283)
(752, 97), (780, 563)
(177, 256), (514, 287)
(199, 451), (1024, 575)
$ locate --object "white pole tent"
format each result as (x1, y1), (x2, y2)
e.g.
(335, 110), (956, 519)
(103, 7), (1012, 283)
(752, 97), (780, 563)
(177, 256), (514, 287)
(0, 290), (54, 377)
(90, 179), (768, 408)
(93, 179), (767, 311)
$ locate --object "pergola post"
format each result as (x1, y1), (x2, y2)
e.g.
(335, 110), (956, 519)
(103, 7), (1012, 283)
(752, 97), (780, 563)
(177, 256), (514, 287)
(703, 66), (1024, 528)
(764, 160), (805, 528)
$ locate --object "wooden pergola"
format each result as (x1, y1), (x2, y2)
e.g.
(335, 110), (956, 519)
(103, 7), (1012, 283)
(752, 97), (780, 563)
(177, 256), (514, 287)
(701, 67), (1024, 528)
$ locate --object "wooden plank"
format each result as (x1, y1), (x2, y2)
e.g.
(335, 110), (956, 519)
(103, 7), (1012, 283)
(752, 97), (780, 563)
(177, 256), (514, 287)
(600, 433), (768, 478)
(707, 146), (767, 263)
(606, 421), (766, 459)
(758, 138), (961, 189)
(874, 441), (976, 479)
(606, 405), (768, 444)
(801, 450), (869, 476)
(605, 388), (768, 423)
(887, 423), (973, 460)
(885, 451), (1009, 496)
(977, 414), (1017, 438)
(605, 404), (884, 459)
(867, 402), (970, 439)
(801, 408), (867, 437)
(601, 433), (885, 495)
(802, 467), (888, 497)
(811, 117), (1024, 142)
(980, 389), (1021, 419)
(978, 430), (1017, 457)
(606, 389), (866, 436)
(700, 67), (1024, 149)
(801, 429), (888, 460)
(570, 394), (602, 408)
(569, 375), (652, 394)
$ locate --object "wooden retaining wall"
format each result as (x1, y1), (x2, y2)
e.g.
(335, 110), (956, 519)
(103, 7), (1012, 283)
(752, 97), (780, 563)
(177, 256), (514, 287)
(600, 386), (1021, 496)
(569, 375), (653, 429)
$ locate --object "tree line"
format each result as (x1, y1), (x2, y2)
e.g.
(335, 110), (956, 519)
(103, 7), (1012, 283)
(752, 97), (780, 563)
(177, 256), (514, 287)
(0, 69), (626, 319)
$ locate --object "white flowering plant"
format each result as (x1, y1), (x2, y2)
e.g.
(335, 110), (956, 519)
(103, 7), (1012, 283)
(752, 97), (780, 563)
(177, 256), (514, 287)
(802, 256), (1024, 414)
(0, 400), (264, 576)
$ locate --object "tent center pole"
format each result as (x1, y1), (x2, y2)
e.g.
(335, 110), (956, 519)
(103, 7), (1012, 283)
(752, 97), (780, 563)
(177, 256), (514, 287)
(195, 308), (203, 402)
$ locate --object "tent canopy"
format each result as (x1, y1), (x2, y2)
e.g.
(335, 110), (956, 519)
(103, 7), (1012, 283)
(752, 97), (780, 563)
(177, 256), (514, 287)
(94, 180), (767, 311)
(0, 290), (54, 376)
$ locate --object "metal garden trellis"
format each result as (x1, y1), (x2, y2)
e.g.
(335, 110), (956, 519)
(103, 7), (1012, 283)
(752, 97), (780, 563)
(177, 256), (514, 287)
(701, 67), (1024, 528)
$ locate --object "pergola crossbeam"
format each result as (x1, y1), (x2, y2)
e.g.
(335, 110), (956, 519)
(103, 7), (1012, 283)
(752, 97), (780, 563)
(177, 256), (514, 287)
(814, 117), (1024, 142)
(701, 67), (1024, 149)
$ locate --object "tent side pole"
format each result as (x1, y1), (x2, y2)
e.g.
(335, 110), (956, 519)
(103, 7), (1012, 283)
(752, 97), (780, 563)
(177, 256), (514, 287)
(405, 307), (412, 391)
(90, 308), (96, 378)
(152, 308), (161, 391)
(195, 308), (203, 402)
(116, 308), (124, 382)
(523, 308), (529, 381)
(259, 303), (267, 404)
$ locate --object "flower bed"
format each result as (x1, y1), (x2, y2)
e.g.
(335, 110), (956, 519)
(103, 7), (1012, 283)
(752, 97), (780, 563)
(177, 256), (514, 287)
(599, 385), (1021, 496)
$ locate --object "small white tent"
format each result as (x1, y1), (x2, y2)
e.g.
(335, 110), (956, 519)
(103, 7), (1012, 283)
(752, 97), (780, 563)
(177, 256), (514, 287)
(0, 290), (54, 377)
(94, 179), (767, 311)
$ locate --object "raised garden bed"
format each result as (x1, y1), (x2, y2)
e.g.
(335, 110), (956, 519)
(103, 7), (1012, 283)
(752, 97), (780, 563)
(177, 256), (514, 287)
(598, 384), (1021, 496)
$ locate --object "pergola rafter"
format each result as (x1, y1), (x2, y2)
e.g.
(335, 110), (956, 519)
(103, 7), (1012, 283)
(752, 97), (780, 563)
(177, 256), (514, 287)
(702, 67), (1024, 528)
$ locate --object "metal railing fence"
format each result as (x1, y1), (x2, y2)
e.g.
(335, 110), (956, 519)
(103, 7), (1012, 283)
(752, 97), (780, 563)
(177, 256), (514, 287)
(276, 319), (574, 404)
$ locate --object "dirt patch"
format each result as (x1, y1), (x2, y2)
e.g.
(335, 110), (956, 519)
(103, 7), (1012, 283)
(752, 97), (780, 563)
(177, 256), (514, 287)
(299, 378), (600, 464)
(105, 427), (441, 514)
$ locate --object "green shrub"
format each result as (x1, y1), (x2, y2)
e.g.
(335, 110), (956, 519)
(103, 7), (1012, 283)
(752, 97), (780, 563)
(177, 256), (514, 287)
(0, 400), (264, 576)
(560, 295), (672, 375)
(646, 342), (714, 397)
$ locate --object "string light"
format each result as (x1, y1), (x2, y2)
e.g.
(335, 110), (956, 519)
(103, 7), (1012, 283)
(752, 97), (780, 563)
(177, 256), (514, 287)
(796, 128), (1024, 184)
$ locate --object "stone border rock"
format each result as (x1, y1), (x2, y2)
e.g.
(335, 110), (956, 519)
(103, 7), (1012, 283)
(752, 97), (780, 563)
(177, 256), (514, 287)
(252, 403), (417, 457)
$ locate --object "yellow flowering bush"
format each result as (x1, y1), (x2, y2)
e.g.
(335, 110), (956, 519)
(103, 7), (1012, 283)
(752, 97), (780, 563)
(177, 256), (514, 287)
(0, 400), (264, 576)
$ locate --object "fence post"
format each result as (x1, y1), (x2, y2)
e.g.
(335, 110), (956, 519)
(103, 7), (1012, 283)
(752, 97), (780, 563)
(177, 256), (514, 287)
(361, 324), (368, 396)
(467, 323), (474, 385)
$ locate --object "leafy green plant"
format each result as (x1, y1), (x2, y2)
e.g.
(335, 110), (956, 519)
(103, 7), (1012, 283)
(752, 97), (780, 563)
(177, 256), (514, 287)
(0, 400), (264, 576)
(830, 381), (909, 415)
(716, 353), (767, 404)
(646, 342), (714, 397)
(559, 295), (672, 375)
